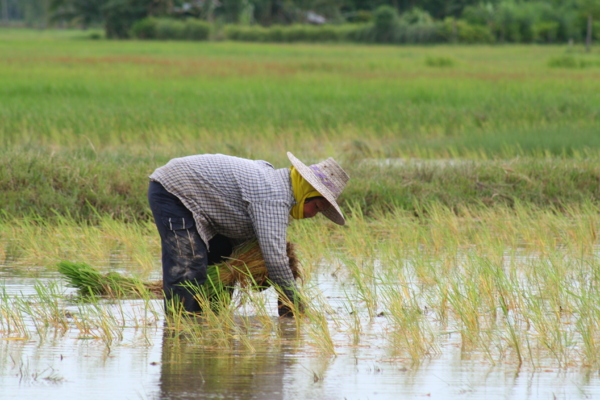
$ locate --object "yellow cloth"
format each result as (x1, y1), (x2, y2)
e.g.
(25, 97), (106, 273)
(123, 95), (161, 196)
(289, 166), (321, 219)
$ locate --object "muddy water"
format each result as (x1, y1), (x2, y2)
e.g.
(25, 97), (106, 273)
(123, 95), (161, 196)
(1, 272), (600, 400)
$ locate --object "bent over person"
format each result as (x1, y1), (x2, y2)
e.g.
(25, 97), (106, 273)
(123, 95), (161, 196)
(147, 152), (349, 317)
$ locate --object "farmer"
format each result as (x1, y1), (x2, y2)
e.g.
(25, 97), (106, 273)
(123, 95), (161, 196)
(147, 152), (349, 317)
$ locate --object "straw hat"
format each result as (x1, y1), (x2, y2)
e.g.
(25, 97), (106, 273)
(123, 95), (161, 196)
(287, 151), (350, 225)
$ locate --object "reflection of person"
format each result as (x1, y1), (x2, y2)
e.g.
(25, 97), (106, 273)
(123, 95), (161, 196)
(147, 152), (349, 316)
(157, 319), (300, 399)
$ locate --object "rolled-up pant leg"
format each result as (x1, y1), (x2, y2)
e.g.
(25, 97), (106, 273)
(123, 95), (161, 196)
(148, 180), (207, 313)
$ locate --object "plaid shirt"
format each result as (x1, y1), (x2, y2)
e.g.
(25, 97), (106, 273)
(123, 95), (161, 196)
(150, 154), (298, 300)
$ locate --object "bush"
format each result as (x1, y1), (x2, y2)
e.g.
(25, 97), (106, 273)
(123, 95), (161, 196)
(185, 19), (211, 40)
(130, 17), (158, 39)
(399, 7), (433, 25)
(102, 0), (152, 39)
(223, 25), (242, 40)
(155, 19), (186, 40)
(441, 19), (493, 43)
(282, 25), (310, 42)
(309, 25), (341, 42)
(439, 18), (493, 43)
(224, 25), (268, 42)
(373, 5), (399, 42)
(339, 24), (373, 42)
(88, 31), (103, 40)
(547, 55), (582, 68)
(533, 21), (559, 43)
(459, 21), (494, 43)
(266, 25), (284, 42)
(398, 21), (443, 44)
(224, 24), (351, 43)
(425, 56), (455, 67)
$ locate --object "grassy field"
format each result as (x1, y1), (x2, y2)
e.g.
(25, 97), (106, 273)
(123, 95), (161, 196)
(2, 29), (600, 368)
(1, 28), (600, 218)
(2, 30), (599, 156)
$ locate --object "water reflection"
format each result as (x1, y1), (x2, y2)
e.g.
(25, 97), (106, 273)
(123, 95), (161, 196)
(156, 318), (300, 400)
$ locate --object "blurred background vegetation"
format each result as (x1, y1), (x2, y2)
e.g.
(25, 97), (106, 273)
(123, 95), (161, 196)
(1, 0), (599, 47)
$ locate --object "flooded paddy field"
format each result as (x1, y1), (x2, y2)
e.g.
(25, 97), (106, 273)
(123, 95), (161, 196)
(2, 206), (600, 400)
(2, 273), (600, 400)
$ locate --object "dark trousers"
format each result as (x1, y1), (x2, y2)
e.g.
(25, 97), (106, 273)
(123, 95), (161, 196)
(147, 180), (232, 313)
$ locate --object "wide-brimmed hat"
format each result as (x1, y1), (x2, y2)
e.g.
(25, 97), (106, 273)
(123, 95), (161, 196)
(287, 151), (350, 225)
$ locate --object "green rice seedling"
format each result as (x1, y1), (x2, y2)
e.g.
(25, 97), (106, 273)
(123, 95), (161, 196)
(0, 287), (29, 339)
(13, 281), (71, 341)
(341, 290), (363, 346)
(288, 219), (334, 279)
(14, 297), (49, 341)
(162, 281), (253, 350)
(300, 293), (337, 356)
(379, 277), (438, 364)
(234, 286), (278, 334)
(32, 281), (70, 331)
(58, 260), (151, 298)
(70, 296), (104, 340)
(88, 302), (124, 347)
(445, 272), (484, 351)
(340, 256), (379, 319)
(487, 260), (526, 366)
(163, 298), (192, 336)
(572, 285), (600, 368)
(521, 290), (570, 367)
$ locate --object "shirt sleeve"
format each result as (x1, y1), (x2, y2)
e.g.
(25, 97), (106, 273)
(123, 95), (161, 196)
(247, 201), (298, 303)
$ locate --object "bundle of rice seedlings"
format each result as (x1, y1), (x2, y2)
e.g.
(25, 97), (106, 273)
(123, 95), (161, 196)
(57, 260), (149, 297)
(214, 241), (300, 290)
(58, 241), (301, 299)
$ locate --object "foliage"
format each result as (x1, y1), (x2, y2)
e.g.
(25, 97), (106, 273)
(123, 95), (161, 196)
(49, 0), (108, 28)
(58, 260), (150, 297)
(129, 15), (157, 38)
(131, 17), (211, 40)
(184, 18), (211, 40)
(372, 4), (398, 42)
(461, 1), (582, 43)
(224, 23), (353, 42)
(399, 7), (434, 24)
(155, 18), (186, 39)
(102, 0), (153, 38)
(3, 0), (598, 44)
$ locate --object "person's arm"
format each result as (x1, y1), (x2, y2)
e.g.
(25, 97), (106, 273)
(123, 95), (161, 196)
(247, 201), (302, 316)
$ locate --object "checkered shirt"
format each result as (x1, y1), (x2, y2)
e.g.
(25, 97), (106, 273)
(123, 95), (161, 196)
(150, 154), (298, 300)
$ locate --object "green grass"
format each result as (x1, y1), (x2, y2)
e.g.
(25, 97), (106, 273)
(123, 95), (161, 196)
(1, 28), (600, 218)
(1, 28), (599, 155)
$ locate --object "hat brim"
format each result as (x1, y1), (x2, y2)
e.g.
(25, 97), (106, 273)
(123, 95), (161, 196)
(287, 152), (346, 225)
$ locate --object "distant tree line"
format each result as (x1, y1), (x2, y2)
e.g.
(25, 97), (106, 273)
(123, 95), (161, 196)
(1, 0), (599, 48)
